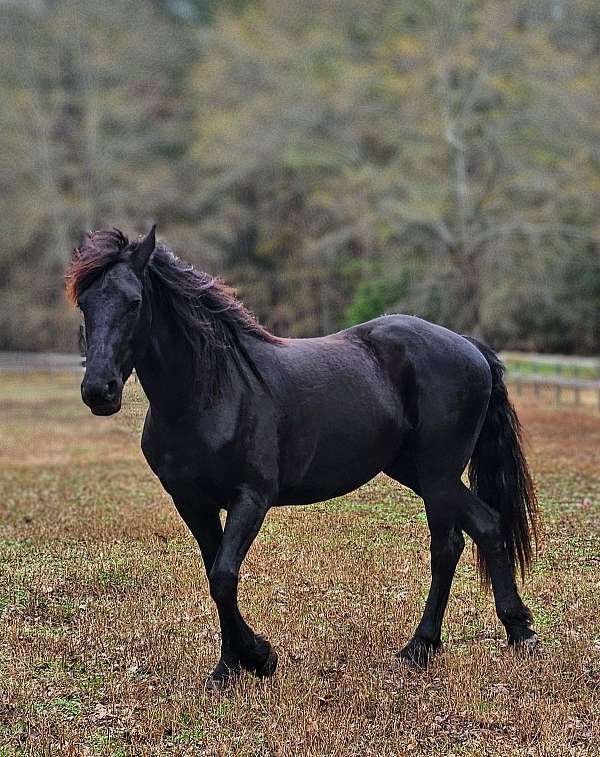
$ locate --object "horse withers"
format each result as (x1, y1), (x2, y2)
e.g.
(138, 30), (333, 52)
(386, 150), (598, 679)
(66, 226), (540, 691)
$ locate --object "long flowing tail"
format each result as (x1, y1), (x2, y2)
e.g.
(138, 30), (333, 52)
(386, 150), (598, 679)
(465, 338), (540, 588)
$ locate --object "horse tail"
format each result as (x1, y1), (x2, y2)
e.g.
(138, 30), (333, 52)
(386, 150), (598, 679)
(464, 337), (540, 588)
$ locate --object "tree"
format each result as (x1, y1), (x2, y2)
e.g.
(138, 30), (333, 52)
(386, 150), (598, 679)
(187, 0), (600, 348)
(1, 0), (599, 353)
(0, 0), (199, 349)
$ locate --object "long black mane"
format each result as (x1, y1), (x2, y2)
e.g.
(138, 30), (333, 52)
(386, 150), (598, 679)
(66, 229), (280, 396)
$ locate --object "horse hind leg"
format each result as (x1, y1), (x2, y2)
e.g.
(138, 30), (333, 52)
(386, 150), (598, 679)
(385, 463), (465, 667)
(455, 481), (536, 647)
(409, 489), (464, 666)
(407, 473), (536, 653)
(393, 471), (536, 667)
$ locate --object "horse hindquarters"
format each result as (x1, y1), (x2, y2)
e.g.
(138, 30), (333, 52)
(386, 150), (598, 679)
(382, 338), (489, 664)
(384, 329), (538, 662)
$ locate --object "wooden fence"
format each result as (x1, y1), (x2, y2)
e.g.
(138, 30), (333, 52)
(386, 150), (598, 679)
(507, 373), (600, 410)
(502, 351), (600, 410)
(0, 351), (83, 373)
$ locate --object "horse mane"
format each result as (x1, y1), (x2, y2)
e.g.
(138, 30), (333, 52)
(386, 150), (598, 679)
(66, 229), (280, 397)
(66, 229), (130, 305)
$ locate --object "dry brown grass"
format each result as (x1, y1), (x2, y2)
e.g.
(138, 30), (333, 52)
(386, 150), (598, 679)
(0, 374), (598, 756)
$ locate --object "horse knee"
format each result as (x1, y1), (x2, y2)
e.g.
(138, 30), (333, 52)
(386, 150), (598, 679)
(461, 504), (503, 552)
(477, 521), (504, 553)
(209, 566), (238, 604)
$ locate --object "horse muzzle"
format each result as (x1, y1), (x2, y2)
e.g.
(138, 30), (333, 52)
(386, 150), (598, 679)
(81, 374), (123, 416)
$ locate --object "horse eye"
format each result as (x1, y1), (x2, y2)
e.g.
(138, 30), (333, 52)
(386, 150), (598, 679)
(128, 300), (141, 312)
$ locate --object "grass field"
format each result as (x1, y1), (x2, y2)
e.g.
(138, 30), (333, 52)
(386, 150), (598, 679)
(0, 374), (599, 756)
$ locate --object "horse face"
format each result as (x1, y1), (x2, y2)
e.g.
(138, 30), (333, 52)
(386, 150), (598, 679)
(79, 261), (144, 415)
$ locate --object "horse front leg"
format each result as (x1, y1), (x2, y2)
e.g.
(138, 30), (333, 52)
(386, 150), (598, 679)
(173, 498), (223, 577)
(206, 488), (276, 691)
(173, 490), (276, 690)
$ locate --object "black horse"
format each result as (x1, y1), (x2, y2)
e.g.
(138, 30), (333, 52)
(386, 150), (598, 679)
(67, 226), (539, 691)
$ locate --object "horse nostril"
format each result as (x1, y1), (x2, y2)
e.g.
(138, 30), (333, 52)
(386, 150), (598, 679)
(82, 375), (121, 409)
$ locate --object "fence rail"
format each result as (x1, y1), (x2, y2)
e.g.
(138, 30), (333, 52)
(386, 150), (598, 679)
(0, 351), (83, 373)
(501, 351), (599, 369)
(502, 351), (600, 379)
(506, 372), (600, 409)
(500, 351), (600, 409)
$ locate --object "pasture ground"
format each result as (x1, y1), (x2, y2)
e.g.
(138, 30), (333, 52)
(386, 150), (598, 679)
(0, 373), (598, 756)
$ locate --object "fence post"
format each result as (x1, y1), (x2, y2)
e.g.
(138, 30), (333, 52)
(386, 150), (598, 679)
(514, 377), (522, 396)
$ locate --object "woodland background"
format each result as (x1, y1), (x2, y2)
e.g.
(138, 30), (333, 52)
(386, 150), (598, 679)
(1, 0), (599, 354)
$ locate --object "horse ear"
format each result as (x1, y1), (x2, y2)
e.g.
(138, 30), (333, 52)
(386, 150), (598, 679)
(72, 231), (92, 261)
(132, 225), (156, 274)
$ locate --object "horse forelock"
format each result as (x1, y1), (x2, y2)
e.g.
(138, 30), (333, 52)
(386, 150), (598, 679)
(65, 229), (130, 305)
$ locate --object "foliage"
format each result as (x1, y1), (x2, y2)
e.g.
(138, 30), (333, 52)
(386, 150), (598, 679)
(0, 0), (199, 349)
(1, 0), (599, 352)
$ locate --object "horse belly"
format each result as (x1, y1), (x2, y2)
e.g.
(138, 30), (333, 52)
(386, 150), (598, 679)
(277, 417), (400, 506)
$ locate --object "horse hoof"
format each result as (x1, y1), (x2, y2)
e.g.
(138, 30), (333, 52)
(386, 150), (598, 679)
(398, 638), (441, 669)
(255, 646), (278, 678)
(512, 632), (541, 656)
(204, 663), (240, 694)
(205, 676), (227, 694)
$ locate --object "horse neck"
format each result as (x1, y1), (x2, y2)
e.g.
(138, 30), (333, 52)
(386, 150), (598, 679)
(133, 293), (261, 420)
(133, 296), (199, 420)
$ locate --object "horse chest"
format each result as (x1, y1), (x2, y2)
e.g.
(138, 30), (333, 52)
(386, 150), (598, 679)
(141, 425), (236, 501)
